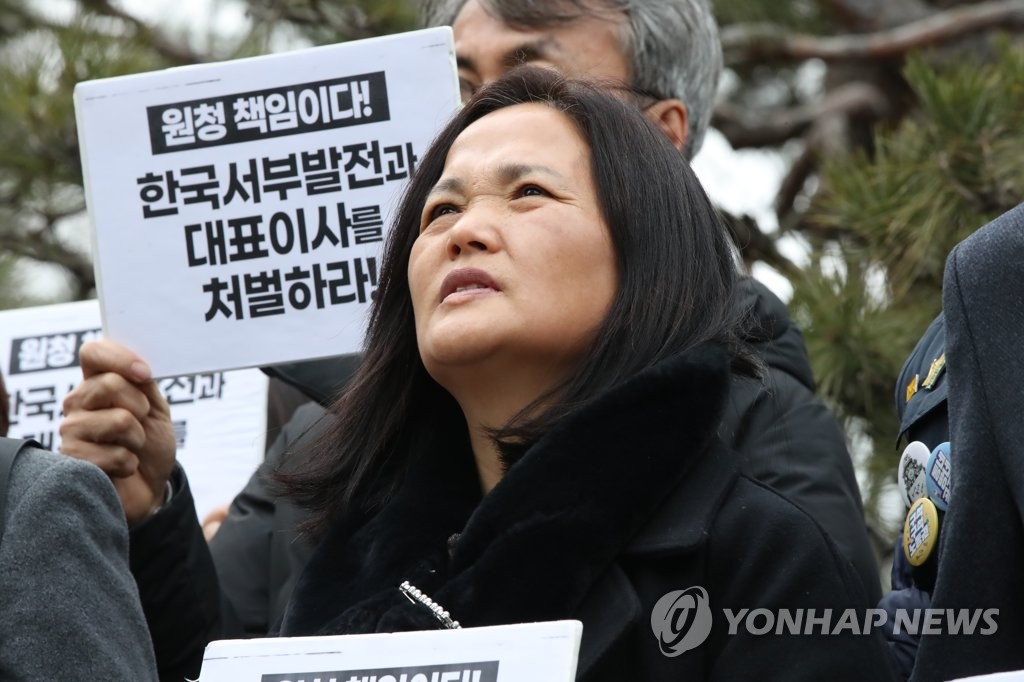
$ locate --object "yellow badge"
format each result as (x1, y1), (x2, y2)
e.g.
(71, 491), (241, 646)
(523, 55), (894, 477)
(922, 353), (946, 391)
(903, 497), (939, 567)
(905, 374), (919, 403)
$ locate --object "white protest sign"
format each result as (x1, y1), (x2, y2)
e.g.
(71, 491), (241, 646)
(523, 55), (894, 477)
(0, 300), (267, 520)
(74, 28), (459, 378)
(198, 620), (583, 682)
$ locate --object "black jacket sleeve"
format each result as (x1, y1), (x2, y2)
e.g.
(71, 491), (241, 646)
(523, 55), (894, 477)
(129, 465), (224, 681)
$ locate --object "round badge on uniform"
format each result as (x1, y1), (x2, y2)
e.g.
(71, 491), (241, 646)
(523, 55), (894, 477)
(898, 441), (931, 508)
(903, 497), (939, 567)
(926, 442), (952, 511)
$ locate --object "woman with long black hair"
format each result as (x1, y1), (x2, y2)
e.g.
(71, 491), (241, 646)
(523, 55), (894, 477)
(63, 67), (895, 680)
(274, 68), (895, 681)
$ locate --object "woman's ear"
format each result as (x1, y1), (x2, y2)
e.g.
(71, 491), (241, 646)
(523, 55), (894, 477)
(643, 99), (689, 153)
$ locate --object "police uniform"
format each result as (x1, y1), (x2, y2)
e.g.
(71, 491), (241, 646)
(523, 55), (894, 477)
(895, 313), (948, 452)
(881, 312), (949, 680)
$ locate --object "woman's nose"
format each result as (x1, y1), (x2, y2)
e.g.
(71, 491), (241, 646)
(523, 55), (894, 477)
(446, 206), (498, 259)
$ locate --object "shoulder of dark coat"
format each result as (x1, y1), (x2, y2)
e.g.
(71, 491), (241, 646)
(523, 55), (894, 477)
(262, 354), (362, 407)
(735, 275), (816, 392)
(624, 444), (854, 564)
(943, 201), (1024, 313)
(948, 202), (1024, 272)
(6, 447), (113, 511)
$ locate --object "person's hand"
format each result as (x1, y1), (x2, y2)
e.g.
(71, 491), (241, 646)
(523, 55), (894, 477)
(60, 339), (176, 524)
(202, 504), (230, 542)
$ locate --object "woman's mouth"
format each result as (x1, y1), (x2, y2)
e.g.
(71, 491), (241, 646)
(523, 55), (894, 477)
(440, 268), (502, 303)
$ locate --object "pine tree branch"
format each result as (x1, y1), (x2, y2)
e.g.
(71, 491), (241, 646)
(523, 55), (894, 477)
(776, 145), (820, 226)
(0, 231), (95, 296)
(719, 209), (799, 278)
(248, 1), (368, 38)
(723, 0), (1024, 65)
(775, 108), (857, 234)
(0, 197), (94, 297)
(714, 82), (889, 149)
(79, 0), (208, 65)
(815, 0), (931, 32)
(787, 213), (861, 244)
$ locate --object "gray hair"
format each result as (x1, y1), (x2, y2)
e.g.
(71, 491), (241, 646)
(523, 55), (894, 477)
(421, 0), (722, 159)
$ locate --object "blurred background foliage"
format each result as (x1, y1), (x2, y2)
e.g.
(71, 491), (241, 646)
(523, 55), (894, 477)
(1, 0), (1023, 553)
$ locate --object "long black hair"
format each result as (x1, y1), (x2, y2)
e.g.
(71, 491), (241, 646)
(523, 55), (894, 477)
(279, 67), (755, 536)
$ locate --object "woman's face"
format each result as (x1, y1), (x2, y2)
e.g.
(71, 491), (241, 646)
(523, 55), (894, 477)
(408, 103), (617, 384)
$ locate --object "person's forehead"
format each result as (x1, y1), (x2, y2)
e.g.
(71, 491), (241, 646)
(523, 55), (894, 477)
(452, 0), (628, 74)
(446, 104), (586, 163)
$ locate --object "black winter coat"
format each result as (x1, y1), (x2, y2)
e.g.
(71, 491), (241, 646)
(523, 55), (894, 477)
(278, 345), (894, 681)
(129, 277), (879, 681)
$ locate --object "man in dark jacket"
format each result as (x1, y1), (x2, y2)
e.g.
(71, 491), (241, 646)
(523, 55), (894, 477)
(908, 203), (1024, 681)
(61, 1), (877, 679)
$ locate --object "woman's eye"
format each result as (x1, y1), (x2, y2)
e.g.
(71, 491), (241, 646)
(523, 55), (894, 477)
(519, 185), (547, 198)
(429, 204), (458, 221)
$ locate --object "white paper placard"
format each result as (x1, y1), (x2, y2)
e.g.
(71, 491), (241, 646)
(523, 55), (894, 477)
(74, 27), (459, 378)
(199, 620), (583, 682)
(953, 673), (1024, 682)
(0, 300), (267, 520)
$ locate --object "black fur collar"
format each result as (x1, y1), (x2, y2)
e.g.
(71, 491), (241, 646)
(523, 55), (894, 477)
(281, 343), (732, 637)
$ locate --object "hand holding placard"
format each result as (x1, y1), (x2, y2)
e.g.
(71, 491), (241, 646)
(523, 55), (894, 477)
(61, 339), (177, 523)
